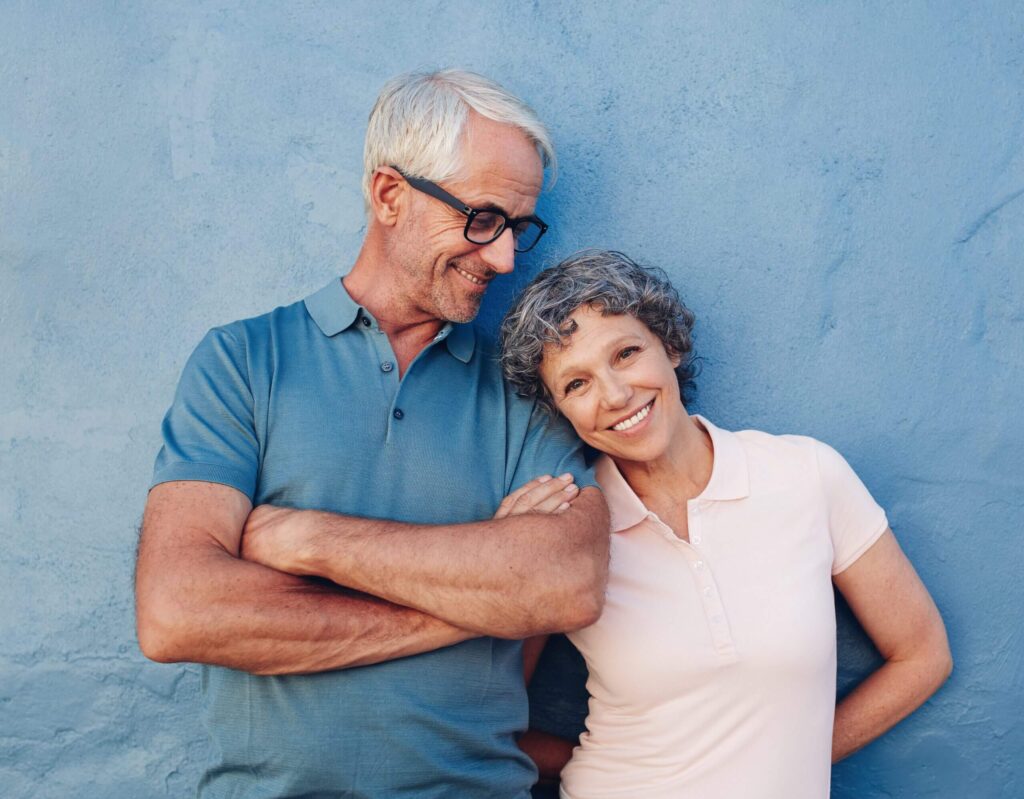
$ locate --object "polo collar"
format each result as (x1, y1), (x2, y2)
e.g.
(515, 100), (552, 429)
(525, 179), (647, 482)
(692, 415), (750, 501)
(304, 277), (360, 336)
(595, 456), (649, 533)
(304, 276), (477, 363)
(443, 322), (476, 363)
(595, 414), (751, 533)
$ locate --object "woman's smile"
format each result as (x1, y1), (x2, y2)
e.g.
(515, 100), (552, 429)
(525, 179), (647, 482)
(608, 398), (655, 433)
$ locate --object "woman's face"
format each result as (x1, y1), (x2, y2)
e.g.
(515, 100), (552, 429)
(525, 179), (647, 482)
(538, 305), (686, 465)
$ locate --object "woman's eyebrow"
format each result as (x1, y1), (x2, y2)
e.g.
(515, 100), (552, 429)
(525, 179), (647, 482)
(607, 334), (644, 349)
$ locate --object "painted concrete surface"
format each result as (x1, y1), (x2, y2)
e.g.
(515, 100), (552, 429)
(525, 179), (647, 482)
(2, 3), (1021, 797)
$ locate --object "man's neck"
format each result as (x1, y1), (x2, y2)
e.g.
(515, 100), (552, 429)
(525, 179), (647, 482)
(343, 247), (446, 377)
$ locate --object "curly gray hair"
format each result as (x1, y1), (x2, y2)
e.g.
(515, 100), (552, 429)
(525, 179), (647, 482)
(500, 249), (698, 414)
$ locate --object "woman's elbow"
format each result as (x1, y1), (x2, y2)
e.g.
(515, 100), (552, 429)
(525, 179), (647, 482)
(913, 633), (953, 697)
(929, 616), (954, 686)
(934, 643), (954, 688)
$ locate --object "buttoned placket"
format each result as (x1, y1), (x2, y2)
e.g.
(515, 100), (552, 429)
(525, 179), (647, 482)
(647, 502), (739, 663)
(357, 310), (453, 441)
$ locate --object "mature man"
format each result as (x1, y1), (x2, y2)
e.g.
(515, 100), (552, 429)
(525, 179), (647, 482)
(135, 69), (609, 798)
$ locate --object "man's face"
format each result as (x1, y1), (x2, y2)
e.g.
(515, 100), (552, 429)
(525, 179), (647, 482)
(392, 112), (545, 323)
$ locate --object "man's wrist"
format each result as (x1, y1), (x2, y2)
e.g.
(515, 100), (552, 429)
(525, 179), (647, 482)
(291, 509), (333, 576)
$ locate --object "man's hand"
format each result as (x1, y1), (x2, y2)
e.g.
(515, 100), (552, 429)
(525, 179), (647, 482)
(241, 504), (315, 576)
(493, 473), (580, 519)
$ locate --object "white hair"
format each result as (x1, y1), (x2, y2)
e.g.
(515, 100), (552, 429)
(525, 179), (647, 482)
(362, 69), (556, 211)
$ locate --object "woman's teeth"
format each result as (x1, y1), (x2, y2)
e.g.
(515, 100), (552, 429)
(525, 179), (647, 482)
(612, 401), (652, 431)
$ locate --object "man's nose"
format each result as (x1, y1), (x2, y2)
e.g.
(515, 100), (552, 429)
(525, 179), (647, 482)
(478, 227), (516, 274)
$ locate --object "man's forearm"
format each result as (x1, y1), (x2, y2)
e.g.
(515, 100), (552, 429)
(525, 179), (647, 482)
(136, 547), (475, 675)
(248, 489), (610, 638)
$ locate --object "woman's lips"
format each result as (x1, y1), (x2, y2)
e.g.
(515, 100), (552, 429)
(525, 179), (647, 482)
(609, 399), (655, 432)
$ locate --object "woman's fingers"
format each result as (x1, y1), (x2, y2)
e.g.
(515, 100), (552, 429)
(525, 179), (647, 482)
(494, 475), (553, 519)
(511, 473), (578, 515)
(495, 474), (580, 518)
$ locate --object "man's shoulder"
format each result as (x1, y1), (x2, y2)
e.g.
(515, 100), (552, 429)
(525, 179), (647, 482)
(197, 295), (314, 355)
(466, 327), (536, 404)
(223, 295), (312, 339)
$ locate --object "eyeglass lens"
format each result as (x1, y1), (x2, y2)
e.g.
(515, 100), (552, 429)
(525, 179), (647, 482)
(465, 212), (543, 252)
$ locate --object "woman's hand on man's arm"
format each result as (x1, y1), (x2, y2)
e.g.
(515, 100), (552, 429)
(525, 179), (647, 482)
(494, 473), (581, 519)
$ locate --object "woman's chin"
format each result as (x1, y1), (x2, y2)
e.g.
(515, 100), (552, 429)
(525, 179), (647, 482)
(586, 430), (672, 465)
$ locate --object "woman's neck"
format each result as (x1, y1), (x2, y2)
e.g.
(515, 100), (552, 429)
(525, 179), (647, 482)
(614, 413), (714, 506)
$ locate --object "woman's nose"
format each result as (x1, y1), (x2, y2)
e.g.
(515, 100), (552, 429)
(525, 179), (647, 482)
(600, 375), (632, 409)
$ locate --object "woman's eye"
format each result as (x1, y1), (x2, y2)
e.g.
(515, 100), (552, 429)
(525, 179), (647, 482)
(619, 346), (640, 360)
(564, 378), (584, 395)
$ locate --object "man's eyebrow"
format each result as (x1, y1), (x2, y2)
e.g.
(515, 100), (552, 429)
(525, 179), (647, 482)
(475, 201), (511, 216)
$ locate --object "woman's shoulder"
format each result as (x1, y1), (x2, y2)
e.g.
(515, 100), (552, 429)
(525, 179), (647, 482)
(725, 423), (825, 462)
(727, 425), (867, 498)
(722, 424), (842, 488)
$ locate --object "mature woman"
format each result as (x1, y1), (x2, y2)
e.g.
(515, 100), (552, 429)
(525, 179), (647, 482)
(497, 250), (952, 799)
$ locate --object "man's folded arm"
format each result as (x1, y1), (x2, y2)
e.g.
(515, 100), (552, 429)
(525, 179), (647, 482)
(241, 486), (611, 639)
(135, 480), (475, 675)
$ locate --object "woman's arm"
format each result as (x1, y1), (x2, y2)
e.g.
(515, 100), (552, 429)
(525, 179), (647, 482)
(831, 528), (953, 762)
(520, 634), (577, 782)
(500, 478), (589, 782)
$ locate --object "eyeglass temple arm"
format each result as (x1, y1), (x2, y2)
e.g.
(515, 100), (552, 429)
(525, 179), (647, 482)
(393, 168), (473, 215)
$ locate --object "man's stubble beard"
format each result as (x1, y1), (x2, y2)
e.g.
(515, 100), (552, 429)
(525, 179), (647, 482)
(436, 256), (486, 324)
(402, 251), (484, 325)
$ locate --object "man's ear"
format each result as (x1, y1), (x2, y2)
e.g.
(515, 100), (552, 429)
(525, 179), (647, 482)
(368, 166), (405, 227)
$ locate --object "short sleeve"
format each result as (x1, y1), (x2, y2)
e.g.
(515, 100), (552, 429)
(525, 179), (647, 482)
(151, 326), (260, 500)
(814, 440), (889, 575)
(508, 404), (599, 495)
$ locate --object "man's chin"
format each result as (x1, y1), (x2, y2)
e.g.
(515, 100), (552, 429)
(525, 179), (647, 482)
(435, 287), (484, 324)
(446, 301), (482, 324)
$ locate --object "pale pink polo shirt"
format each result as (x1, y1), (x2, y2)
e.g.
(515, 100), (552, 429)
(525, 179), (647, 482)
(559, 416), (888, 799)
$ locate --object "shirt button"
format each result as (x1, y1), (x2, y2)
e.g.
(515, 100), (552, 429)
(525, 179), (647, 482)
(361, 317), (371, 327)
(694, 560), (704, 570)
(393, 408), (404, 420)
(703, 586), (714, 597)
(692, 535), (702, 544)
(381, 361), (394, 373)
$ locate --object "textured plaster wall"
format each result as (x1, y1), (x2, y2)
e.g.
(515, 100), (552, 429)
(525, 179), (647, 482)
(1, 3), (1021, 798)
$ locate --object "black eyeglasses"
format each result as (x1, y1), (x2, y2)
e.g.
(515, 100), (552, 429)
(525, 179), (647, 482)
(393, 167), (548, 253)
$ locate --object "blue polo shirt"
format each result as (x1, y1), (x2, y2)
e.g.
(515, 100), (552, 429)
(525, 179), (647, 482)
(151, 276), (597, 799)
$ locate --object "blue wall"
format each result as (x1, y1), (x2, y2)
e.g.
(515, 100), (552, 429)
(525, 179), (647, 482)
(2, 3), (1021, 797)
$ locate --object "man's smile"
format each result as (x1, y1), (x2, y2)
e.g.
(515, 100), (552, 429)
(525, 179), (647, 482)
(452, 263), (491, 287)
